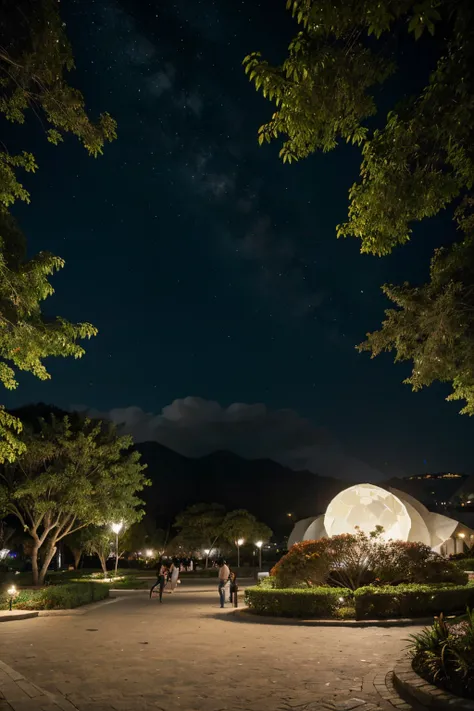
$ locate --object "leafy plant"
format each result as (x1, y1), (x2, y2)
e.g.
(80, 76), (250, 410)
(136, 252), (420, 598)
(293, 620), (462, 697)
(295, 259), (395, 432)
(409, 609), (474, 699)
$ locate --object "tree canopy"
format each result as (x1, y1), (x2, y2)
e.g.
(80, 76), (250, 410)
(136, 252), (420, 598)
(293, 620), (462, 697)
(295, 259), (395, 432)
(244, 0), (474, 413)
(0, 0), (117, 461)
(0, 414), (148, 584)
(173, 503), (273, 566)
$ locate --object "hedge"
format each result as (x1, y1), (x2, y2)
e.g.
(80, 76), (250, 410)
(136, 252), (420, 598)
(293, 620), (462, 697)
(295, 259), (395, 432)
(453, 558), (474, 572)
(355, 583), (474, 619)
(0, 582), (110, 610)
(244, 586), (352, 618)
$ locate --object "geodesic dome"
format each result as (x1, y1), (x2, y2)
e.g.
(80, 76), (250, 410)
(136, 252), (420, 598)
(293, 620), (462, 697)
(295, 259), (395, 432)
(324, 484), (411, 541)
(288, 482), (466, 552)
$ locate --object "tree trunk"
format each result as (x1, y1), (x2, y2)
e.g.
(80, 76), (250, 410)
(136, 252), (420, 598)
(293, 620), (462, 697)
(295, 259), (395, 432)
(73, 549), (82, 570)
(31, 544), (40, 586)
(38, 543), (57, 586)
(98, 553), (108, 576)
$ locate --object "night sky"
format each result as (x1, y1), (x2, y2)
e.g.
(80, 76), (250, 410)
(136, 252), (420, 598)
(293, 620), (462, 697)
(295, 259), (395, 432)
(4, 0), (474, 480)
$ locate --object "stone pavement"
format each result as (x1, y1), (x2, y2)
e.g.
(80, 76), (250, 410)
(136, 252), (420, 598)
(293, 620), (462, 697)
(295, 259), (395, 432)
(0, 582), (426, 711)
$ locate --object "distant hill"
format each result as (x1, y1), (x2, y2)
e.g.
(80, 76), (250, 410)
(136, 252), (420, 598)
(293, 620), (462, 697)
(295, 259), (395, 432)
(137, 442), (345, 535)
(7, 403), (346, 536)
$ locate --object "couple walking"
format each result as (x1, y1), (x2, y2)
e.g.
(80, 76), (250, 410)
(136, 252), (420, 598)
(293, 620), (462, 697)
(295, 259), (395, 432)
(217, 558), (237, 608)
(149, 558), (180, 602)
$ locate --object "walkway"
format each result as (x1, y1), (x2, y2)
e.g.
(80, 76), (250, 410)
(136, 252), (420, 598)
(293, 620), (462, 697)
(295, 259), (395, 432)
(0, 581), (424, 711)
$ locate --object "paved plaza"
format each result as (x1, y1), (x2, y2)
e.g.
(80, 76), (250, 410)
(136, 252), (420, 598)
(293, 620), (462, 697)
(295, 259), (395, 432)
(0, 581), (424, 711)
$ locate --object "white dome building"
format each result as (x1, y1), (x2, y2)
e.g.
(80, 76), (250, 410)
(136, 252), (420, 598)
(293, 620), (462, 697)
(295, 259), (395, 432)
(288, 483), (471, 555)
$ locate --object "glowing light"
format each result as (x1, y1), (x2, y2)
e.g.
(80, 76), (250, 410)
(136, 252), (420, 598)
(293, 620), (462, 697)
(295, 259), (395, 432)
(458, 533), (466, 539)
(237, 538), (244, 546)
(204, 549), (210, 555)
(255, 541), (263, 549)
(145, 549), (154, 557)
(7, 585), (17, 596)
(111, 522), (123, 534)
(338, 597), (345, 603)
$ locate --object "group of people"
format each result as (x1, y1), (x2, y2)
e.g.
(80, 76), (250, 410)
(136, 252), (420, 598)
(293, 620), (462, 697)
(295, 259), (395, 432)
(149, 558), (180, 602)
(149, 557), (238, 608)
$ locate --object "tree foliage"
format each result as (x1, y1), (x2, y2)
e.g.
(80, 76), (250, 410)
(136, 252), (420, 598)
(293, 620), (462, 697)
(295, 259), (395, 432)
(0, 0), (117, 461)
(222, 509), (272, 546)
(244, 0), (474, 412)
(173, 503), (273, 566)
(173, 503), (226, 564)
(0, 414), (148, 584)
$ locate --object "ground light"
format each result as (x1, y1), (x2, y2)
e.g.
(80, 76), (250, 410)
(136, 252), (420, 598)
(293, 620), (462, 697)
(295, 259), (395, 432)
(255, 540), (263, 570)
(111, 522), (123, 577)
(236, 538), (244, 568)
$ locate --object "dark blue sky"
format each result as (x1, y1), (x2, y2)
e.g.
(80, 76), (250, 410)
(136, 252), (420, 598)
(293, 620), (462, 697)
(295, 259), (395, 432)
(5, 0), (474, 479)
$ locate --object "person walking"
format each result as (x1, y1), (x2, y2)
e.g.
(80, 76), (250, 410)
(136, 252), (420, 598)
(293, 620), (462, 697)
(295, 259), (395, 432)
(217, 558), (230, 608)
(150, 560), (167, 603)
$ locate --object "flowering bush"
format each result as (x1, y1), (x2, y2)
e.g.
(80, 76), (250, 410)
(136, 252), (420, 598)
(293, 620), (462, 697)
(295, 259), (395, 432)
(272, 528), (384, 590)
(272, 529), (466, 590)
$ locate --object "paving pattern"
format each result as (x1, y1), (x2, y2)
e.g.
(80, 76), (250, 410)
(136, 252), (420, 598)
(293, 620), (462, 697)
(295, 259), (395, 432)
(0, 582), (426, 711)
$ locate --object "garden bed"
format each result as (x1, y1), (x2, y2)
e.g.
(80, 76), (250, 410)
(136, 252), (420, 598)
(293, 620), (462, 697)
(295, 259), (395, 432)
(404, 610), (474, 702)
(0, 581), (110, 610)
(245, 583), (474, 620)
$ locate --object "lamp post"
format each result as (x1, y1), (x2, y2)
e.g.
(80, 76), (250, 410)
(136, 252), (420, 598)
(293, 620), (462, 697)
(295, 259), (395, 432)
(255, 540), (263, 570)
(7, 585), (16, 611)
(111, 522), (123, 577)
(236, 538), (244, 568)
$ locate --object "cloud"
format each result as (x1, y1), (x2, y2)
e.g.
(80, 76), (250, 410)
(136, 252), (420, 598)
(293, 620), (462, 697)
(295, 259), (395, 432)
(78, 397), (385, 482)
(147, 65), (176, 96)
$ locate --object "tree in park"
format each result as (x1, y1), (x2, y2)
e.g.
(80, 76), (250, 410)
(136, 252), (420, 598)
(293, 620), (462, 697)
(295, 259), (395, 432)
(173, 503), (226, 567)
(244, 0), (474, 414)
(0, 0), (117, 461)
(222, 509), (272, 549)
(83, 527), (114, 577)
(0, 415), (149, 585)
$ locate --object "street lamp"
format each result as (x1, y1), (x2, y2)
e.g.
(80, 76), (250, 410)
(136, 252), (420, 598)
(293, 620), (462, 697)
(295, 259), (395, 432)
(255, 540), (263, 570)
(236, 538), (244, 568)
(145, 549), (154, 558)
(111, 522), (123, 577)
(7, 585), (16, 611)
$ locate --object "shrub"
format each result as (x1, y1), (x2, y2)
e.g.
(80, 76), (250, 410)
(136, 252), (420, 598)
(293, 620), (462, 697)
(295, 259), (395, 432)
(0, 582), (109, 610)
(453, 558), (474, 572)
(244, 586), (352, 618)
(273, 532), (466, 590)
(271, 530), (384, 589)
(375, 541), (466, 585)
(409, 610), (474, 699)
(355, 583), (474, 620)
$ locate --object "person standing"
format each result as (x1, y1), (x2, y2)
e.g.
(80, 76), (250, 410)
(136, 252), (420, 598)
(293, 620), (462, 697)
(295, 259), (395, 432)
(217, 558), (230, 608)
(169, 559), (180, 592)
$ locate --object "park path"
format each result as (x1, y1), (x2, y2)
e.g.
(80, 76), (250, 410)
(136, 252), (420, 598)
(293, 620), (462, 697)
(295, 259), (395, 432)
(0, 581), (424, 711)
